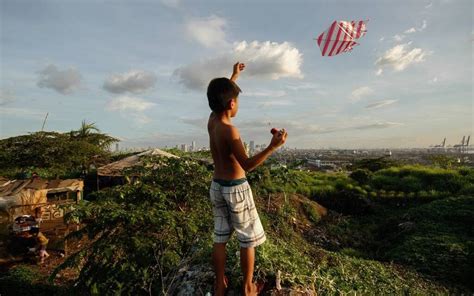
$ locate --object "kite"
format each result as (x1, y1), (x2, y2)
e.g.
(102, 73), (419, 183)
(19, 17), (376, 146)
(316, 20), (368, 56)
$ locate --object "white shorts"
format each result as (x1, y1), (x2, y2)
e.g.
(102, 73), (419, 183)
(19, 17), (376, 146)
(209, 180), (266, 248)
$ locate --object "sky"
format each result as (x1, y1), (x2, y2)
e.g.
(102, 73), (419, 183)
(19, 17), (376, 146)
(1, 0), (472, 149)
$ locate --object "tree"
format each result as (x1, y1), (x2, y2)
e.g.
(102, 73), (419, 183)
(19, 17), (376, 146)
(0, 121), (118, 178)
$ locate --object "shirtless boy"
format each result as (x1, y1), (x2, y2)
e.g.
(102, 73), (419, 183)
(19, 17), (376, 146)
(207, 62), (288, 295)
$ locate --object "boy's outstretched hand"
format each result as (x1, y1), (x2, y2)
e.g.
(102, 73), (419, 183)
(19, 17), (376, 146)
(230, 62), (245, 81)
(269, 128), (288, 150)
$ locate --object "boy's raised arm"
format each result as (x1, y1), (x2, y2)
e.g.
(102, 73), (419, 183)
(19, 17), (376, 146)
(228, 126), (287, 172)
(230, 62), (245, 82)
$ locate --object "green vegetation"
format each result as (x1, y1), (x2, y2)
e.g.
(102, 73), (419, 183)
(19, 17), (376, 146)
(0, 121), (118, 179)
(1, 135), (472, 294)
(0, 265), (68, 296)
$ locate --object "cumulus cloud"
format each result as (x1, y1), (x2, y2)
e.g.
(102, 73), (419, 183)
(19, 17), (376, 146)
(375, 43), (427, 73)
(350, 86), (374, 102)
(404, 28), (417, 34)
(375, 68), (383, 76)
(103, 70), (157, 94)
(365, 99), (398, 109)
(185, 15), (229, 49)
(37, 64), (82, 94)
(175, 41), (303, 91)
(0, 89), (15, 105)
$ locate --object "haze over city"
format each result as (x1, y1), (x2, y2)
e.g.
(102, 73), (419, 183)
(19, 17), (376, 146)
(1, 0), (472, 149)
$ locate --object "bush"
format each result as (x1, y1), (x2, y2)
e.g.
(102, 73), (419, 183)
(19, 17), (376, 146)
(53, 157), (213, 295)
(349, 169), (372, 185)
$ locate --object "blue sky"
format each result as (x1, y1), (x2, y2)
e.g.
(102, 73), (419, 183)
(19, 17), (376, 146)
(1, 0), (472, 149)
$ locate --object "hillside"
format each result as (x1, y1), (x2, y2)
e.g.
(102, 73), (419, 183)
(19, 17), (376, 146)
(1, 156), (473, 295)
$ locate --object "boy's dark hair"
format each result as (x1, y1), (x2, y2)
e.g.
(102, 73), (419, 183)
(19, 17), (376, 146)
(207, 77), (241, 113)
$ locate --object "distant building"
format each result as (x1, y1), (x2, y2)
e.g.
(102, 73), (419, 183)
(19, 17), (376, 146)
(181, 144), (188, 152)
(191, 141), (196, 152)
(249, 141), (255, 155)
(115, 143), (119, 152)
(244, 142), (249, 155)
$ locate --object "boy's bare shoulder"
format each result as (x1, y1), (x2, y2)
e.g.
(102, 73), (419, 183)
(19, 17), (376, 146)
(216, 123), (239, 140)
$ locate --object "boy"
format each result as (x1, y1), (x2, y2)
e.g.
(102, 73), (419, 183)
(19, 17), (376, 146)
(207, 62), (287, 295)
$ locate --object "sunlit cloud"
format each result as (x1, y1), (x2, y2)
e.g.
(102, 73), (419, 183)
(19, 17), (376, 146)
(175, 41), (303, 91)
(103, 70), (157, 94)
(375, 42), (428, 73)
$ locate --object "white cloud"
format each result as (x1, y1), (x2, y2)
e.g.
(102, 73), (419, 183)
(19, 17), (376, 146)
(106, 96), (156, 112)
(185, 15), (229, 49)
(365, 99), (398, 109)
(350, 86), (374, 102)
(379, 37), (385, 42)
(375, 43), (427, 72)
(0, 89), (15, 105)
(425, 2), (433, 8)
(375, 68), (383, 76)
(404, 27), (417, 34)
(175, 40), (303, 91)
(37, 64), (81, 95)
(429, 76), (438, 84)
(233, 41), (303, 79)
(103, 70), (157, 94)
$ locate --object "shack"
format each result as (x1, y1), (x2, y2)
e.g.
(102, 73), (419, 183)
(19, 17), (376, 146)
(0, 178), (83, 225)
(97, 148), (178, 188)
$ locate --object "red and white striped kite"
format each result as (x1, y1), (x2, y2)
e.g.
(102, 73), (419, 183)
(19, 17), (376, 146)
(316, 20), (368, 56)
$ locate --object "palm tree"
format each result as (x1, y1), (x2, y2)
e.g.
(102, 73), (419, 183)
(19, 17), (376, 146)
(77, 120), (100, 138)
(71, 120), (118, 149)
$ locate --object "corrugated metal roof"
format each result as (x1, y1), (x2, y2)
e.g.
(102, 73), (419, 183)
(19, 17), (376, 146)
(98, 148), (179, 176)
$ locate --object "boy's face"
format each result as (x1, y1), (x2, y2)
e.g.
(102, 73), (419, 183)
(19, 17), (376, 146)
(230, 96), (239, 117)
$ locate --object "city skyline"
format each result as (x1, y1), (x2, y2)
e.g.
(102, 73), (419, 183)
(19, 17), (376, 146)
(1, 0), (472, 149)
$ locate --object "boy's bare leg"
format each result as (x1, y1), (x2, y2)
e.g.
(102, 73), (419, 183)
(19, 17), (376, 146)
(213, 243), (227, 295)
(241, 247), (258, 295)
